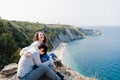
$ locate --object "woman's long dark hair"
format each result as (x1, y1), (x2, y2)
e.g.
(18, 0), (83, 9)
(33, 32), (47, 44)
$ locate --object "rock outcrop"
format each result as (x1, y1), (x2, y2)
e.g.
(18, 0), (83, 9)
(0, 63), (18, 80)
(0, 61), (96, 80)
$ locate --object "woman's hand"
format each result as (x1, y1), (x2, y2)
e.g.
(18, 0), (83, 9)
(24, 51), (30, 58)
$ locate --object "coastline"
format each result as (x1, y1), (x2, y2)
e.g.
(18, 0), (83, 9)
(53, 42), (96, 80)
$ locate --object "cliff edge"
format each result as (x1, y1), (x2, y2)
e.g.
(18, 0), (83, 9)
(0, 62), (95, 80)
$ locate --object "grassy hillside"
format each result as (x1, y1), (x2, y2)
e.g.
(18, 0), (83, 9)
(0, 19), (84, 70)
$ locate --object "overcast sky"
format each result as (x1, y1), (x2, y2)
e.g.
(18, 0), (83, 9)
(0, 0), (120, 26)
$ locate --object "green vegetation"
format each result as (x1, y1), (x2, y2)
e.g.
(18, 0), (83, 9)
(0, 19), (84, 70)
(0, 19), (31, 69)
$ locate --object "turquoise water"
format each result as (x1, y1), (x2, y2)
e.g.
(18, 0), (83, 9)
(62, 27), (120, 80)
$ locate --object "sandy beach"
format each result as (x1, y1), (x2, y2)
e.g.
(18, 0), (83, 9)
(52, 42), (66, 60)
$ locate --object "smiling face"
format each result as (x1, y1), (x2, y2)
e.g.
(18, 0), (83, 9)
(38, 32), (45, 43)
(33, 32), (47, 44)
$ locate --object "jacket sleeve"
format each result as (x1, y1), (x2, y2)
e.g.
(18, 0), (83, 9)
(32, 52), (52, 66)
(32, 52), (42, 66)
(19, 41), (40, 56)
(19, 47), (29, 56)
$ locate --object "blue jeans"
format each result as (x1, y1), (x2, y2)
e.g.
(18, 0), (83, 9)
(18, 64), (61, 80)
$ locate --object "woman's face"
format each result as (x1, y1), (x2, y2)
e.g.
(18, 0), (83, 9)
(38, 32), (45, 42)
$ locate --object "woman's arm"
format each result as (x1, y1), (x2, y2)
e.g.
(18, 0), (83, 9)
(19, 41), (40, 56)
(30, 41), (40, 48)
(33, 53), (53, 66)
(32, 52), (42, 66)
(19, 47), (29, 56)
(29, 48), (52, 66)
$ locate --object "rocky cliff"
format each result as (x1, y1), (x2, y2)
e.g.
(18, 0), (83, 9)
(49, 26), (86, 49)
(46, 24), (101, 50)
(0, 61), (96, 80)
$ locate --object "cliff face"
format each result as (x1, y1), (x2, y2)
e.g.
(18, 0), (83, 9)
(49, 26), (101, 49)
(50, 27), (86, 49)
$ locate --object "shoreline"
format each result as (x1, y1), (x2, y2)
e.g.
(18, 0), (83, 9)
(52, 42), (66, 60)
(53, 42), (96, 80)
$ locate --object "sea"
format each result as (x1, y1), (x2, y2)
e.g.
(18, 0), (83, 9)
(62, 27), (120, 80)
